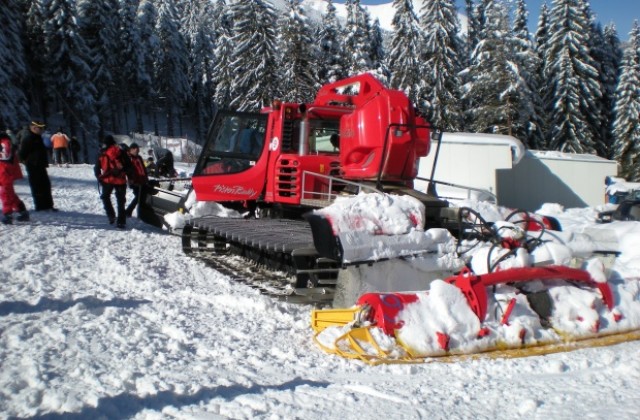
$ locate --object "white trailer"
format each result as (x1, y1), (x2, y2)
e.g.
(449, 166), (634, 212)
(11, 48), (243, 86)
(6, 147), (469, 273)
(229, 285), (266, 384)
(417, 133), (618, 211)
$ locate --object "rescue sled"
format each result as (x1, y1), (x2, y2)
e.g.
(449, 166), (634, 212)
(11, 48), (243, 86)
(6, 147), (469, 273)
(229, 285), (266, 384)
(311, 265), (640, 364)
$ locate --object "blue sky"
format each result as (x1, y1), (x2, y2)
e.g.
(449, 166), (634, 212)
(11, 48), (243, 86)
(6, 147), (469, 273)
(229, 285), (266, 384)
(356, 1), (639, 39)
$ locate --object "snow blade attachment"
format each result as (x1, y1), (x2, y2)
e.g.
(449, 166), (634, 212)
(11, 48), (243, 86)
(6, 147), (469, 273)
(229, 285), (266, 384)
(312, 266), (637, 365)
(305, 213), (342, 262)
(145, 178), (192, 228)
(305, 212), (442, 265)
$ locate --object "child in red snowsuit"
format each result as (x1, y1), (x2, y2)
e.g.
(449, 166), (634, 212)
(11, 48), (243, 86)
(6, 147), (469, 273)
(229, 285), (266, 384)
(0, 131), (29, 224)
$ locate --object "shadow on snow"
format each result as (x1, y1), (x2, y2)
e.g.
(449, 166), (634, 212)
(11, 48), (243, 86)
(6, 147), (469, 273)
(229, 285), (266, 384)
(12, 379), (331, 420)
(0, 296), (151, 317)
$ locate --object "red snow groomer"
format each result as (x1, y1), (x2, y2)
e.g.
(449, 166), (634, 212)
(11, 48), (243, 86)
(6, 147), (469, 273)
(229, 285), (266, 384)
(151, 73), (460, 300)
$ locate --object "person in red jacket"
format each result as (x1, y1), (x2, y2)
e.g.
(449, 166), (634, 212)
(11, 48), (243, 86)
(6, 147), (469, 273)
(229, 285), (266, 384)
(94, 135), (128, 228)
(0, 131), (29, 224)
(125, 143), (149, 218)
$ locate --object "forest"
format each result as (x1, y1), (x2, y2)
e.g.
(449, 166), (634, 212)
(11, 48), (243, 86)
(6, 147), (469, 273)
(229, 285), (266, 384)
(0, 0), (639, 180)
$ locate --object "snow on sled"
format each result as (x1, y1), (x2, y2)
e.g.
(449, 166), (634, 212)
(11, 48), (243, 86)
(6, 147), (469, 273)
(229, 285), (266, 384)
(311, 265), (640, 364)
(306, 193), (640, 363)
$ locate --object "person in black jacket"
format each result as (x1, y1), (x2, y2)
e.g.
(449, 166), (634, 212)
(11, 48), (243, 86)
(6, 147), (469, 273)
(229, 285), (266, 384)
(17, 120), (57, 212)
(69, 136), (81, 164)
(154, 148), (178, 178)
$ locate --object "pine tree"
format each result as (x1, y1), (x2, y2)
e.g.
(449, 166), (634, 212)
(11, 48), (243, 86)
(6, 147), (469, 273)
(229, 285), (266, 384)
(117, 0), (153, 133)
(419, 0), (464, 131)
(0, 0), (29, 129)
(368, 17), (388, 80)
(228, 0), (279, 111)
(461, 0), (525, 136)
(544, 0), (602, 154)
(612, 22), (640, 181)
(317, 0), (346, 84)
(388, 0), (424, 106)
(77, 0), (121, 132)
(24, 0), (51, 120)
(596, 23), (623, 158)
(277, 0), (319, 103)
(344, 0), (374, 75)
(213, 0), (234, 109)
(137, 0), (161, 136)
(182, 0), (217, 143)
(154, 0), (190, 137)
(42, 0), (98, 143)
(535, 2), (551, 53)
(465, 0), (488, 63)
(511, 0), (545, 148)
(581, 1), (609, 155)
(535, 2), (551, 146)
(465, 0), (482, 63)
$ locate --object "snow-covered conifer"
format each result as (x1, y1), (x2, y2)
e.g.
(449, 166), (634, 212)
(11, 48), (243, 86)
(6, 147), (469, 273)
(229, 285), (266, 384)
(117, 0), (152, 133)
(419, 0), (463, 131)
(461, 0), (526, 136)
(465, 0), (488, 64)
(612, 22), (640, 181)
(368, 18), (389, 80)
(277, 0), (320, 103)
(388, 0), (424, 106)
(511, 0), (545, 148)
(535, 2), (551, 144)
(344, 0), (374, 75)
(0, 1), (29, 129)
(154, 0), (190, 136)
(593, 23), (623, 158)
(228, 0), (279, 111)
(77, 0), (120, 131)
(212, 0), (235, 109)
(42, 0), (98, 139)
(317, 0), (346, 84)
(182, 0), (218, 143)
(544, 0), (602, 154)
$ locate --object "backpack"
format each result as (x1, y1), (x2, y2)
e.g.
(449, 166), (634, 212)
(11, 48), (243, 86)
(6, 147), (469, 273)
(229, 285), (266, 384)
(96, 145), (130, 182)
(100, 150), (122, 176)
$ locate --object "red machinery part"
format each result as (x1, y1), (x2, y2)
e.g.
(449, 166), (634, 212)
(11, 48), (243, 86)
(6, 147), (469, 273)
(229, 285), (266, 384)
(356, 293), (419, 336)
(445, 266), (615, 322)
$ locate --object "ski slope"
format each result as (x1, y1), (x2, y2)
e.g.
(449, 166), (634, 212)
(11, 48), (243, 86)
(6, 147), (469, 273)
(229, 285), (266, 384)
(0, 164), (639, 419)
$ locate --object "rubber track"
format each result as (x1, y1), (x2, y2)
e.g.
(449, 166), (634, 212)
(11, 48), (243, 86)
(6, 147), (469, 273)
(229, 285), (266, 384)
(182, 216), (337, 306)
(189, 216), (315, 253)
(195, 252), (334, 305)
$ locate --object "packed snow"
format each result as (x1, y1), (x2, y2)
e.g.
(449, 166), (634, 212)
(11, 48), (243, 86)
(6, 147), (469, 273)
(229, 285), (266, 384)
(1, 164), (640, 419)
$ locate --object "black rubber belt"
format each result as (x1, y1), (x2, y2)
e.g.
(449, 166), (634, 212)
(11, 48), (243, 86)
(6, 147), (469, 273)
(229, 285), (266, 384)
(191, 217), (315, 253)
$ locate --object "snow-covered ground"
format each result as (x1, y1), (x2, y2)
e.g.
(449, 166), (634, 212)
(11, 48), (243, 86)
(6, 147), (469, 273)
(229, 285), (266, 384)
(1, 164), (639, 419)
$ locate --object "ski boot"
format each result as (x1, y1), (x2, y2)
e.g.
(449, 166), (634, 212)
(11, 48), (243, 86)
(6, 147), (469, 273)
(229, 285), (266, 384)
(16, 211), (30, 222)
(1, 213), (12, 225)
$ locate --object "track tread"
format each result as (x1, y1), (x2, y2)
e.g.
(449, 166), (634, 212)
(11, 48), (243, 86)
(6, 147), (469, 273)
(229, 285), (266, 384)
(183, 216), (338, 305)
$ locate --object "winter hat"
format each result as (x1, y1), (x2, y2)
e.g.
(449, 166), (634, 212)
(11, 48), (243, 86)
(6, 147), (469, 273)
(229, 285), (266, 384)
(31, 119), (46, 128)
(129, 143), (139, 150)
(103, 135), (116, 146)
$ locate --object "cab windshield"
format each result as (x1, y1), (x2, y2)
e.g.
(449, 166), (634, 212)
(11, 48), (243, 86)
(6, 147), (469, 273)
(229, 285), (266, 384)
(196, 111), (268, 175)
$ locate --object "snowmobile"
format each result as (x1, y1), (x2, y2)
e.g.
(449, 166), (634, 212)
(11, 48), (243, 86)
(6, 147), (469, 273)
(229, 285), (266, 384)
(597, 189), (640, 223)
